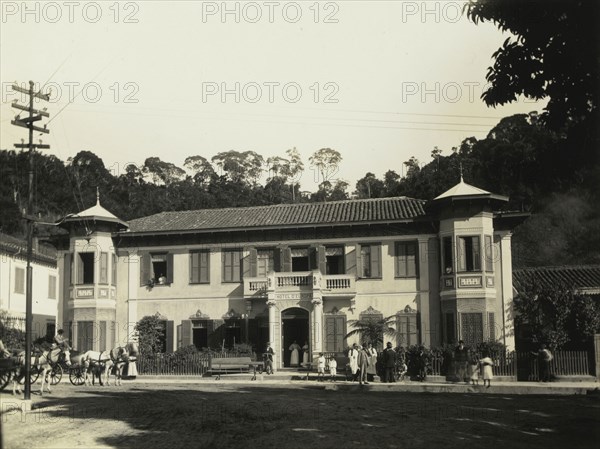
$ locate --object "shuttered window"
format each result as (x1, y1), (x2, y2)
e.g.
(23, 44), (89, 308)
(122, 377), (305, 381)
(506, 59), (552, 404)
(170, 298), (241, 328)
(325, 315), (346, 352)
(190, 250), (210, 284)
(488, 312), (496, 341)
(257, 249), (274, 277)
(359, 244), (381, 278)
(484, 235), (494, 272)
(14, 267), (25, 294)
(222, 249), (242, 283)
(397, 313), (419, 347)
(395, 241), (418, 278)
(457, 236), (481, 272)
(48, 275), (57, 299)
(99, 252), (108, 284)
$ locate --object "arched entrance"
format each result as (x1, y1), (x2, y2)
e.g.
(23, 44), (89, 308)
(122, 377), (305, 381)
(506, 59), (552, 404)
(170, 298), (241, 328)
(281, 307), (309, 367)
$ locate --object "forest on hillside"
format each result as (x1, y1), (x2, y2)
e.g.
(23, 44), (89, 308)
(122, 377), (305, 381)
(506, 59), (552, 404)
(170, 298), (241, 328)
(1, 110), (598, 268)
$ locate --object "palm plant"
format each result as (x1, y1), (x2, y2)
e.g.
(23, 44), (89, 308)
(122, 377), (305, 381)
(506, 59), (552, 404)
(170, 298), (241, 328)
(345, 315), (398, 347)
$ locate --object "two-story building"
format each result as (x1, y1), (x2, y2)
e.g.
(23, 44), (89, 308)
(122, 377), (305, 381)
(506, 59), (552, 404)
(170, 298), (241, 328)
(54, 179), (524, 368)
(0, 232), (59, 339)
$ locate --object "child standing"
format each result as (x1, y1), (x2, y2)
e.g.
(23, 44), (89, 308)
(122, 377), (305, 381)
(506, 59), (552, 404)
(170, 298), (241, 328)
(479, 353), (494, 388)
(329, 356), (337, 382)
(317, 352), (326, 381)
(469, 356), (480, 385)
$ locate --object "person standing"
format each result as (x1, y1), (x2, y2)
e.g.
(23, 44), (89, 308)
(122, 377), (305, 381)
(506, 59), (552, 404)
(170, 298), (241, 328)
(366, 342), (378, 382)
(316, 352), (326, 381)
(382, 342), (397, 383)
(454, 340), (469, 383)
(264, 342), (275, 374)
(329, 356), (337, 382)
(357, 344), (371, 385)
(301, 341), (309, 367)
(536, 344), (553, 382)
(348, 343), (360, 381)
(479, 352), (494, 388)
(289, 340), (301, 367)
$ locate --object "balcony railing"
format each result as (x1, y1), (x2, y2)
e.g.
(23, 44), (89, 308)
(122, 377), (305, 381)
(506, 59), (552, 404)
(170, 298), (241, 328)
(244, 272), (356, 298)
(274, 272), (313, 288)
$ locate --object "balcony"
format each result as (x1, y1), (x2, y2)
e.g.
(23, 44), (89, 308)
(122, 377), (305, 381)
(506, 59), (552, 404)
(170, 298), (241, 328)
(322, 274), (356, 297)
(243, 271), (356, 299)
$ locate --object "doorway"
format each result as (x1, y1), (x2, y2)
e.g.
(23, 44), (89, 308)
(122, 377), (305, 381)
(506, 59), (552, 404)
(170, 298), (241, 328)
(281, 308), (309, 367)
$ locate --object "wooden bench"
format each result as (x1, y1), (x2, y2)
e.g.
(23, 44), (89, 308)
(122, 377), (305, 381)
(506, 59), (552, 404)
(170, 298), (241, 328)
(209, 357), (264, 381)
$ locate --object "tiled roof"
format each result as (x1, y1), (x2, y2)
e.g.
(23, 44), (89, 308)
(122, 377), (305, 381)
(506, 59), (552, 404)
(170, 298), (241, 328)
(0, 232), (57, 265)
(126, 197), (427, 234)
(513, 265), (600, 294)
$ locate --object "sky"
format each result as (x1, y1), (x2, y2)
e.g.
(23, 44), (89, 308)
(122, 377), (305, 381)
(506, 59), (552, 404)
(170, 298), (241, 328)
(0, 0), (546, 193)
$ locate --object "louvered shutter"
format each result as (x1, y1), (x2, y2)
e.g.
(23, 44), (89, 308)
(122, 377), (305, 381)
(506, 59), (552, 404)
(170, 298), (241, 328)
(140, 253), (151, 286)
(181, 320), (192, 347)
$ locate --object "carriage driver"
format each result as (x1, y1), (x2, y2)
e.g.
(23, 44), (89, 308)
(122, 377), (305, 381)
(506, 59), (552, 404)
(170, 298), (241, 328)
(53, 329), (71, 350)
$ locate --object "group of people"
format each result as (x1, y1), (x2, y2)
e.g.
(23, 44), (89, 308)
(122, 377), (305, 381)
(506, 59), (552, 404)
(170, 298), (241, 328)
(453, 340), (494, 388)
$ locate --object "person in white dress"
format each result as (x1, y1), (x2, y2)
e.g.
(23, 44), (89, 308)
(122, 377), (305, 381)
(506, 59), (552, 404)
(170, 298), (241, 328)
(301, 341), (309, 367)
(289, 340), (301, 367)
(348, 343), (360, 381)
(479, 353), (494, 388)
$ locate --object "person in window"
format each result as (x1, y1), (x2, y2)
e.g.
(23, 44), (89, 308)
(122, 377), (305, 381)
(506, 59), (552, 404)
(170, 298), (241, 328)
(158, 273), (167, 285)
(53, 329), (71, 350)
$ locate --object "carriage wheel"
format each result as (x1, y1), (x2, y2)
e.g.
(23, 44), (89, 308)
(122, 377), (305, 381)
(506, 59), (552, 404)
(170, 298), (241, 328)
(46, 364), (63, 385)
(18, 371), (39, 385)
(69, 367), (86, 386)
(0, 371), (10, 391)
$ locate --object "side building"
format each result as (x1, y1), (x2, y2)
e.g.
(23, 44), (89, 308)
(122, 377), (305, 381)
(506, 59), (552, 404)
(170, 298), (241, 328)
(0, 232), (59, 339)
(54, 179), (525, 368)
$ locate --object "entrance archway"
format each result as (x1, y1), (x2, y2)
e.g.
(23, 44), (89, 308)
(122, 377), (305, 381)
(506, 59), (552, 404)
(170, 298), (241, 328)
(281, 307), (309, 367)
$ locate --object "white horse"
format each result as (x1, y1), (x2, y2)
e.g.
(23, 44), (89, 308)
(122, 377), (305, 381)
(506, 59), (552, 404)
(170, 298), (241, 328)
(80, 346), (130, 386)
(12, 346), (71, 396)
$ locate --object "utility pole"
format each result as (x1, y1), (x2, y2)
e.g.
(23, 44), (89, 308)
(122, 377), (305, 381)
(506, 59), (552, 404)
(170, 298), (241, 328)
(11, 81), (50, 401)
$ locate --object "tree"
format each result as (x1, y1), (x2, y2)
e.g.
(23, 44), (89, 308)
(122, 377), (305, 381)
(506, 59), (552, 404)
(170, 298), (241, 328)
(466, 0), (599, 166)
(134, 314), (166, 354)
(183, 155), (215, 186)
(355, 172), (384, 199)
(513, 277), (600, 351)
(345, 315), (398, 347)
(211, 150), (264, 185)
(143, 157), (186, 185)
(309, 148), (342, 184)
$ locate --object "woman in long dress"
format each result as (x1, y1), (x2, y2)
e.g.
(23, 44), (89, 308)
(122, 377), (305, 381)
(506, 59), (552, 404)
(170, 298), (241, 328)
(348, 344), (359, 381)
(479, 353), (494, 388)
(289, 341), (301, 367)
(301, 341), (309, 367)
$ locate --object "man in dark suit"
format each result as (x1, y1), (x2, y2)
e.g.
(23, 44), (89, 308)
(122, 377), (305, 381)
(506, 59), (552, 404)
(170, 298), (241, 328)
(382, 342), (397, 383)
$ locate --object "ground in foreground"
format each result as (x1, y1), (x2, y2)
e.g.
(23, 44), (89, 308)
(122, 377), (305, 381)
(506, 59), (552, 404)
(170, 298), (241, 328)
(2, 383), (599, 449)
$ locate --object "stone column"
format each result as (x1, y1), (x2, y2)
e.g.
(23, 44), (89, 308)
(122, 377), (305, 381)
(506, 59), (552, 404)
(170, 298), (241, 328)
(267, 297), (278, 369)
(498, 231), (515, 351)
(311, 296), (323, 356)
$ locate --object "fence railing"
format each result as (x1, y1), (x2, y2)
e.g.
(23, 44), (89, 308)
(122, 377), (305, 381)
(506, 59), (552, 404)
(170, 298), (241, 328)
(428, 350), (591, 379)
(517, 350), (591, 380)
(137, 353), (211, 376)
